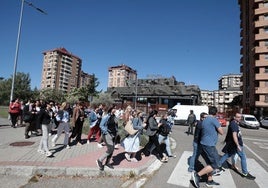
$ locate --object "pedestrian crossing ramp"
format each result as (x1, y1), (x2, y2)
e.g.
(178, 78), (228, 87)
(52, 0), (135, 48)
(167, 151), (268, 188)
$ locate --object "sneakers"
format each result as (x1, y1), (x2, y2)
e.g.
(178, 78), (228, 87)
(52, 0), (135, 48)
(65, 145), (71, 149)
(114, 144), (120, 149)
(212, 167), (225, 176)
(206, 180), (220, 187)
(97, 143), (103, 148)
(37, 149), (45, 155)
(125, 153), (131, 162)
(191, 171), (200, 188)
(168, 154), (176, 158)
(96, 160), (104, 171)
(87, 140), (90, 145)
(188, 168), (195, 173)
(160, 156), (168, 163)
(45, 151), (53, 157)
(242, 172), (256, 180)
(105, 163), (114, 169)
(130, 158), (138, 162)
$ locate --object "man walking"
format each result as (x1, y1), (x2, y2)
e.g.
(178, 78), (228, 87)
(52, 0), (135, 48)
(219, 112), (256, 180)
(191, 106), (224, 188)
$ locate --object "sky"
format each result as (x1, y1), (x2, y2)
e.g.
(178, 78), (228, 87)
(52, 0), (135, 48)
(0, 0), (241, 92)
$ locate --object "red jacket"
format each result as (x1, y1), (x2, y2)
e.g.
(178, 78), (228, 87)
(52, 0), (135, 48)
(9, 101), (21, 114)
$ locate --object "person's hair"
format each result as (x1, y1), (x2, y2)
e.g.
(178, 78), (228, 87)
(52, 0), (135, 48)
(107, 104), (116, 114)
(60, 102), (67, 110)
(200, 112), (208, 119)
(208, 106), (217, 115)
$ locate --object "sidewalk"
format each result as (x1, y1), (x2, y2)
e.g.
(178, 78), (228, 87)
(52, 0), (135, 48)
(0, 118), (157, 177)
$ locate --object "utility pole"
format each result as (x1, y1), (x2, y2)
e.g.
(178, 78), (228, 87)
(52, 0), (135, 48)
(10, 0), (47, 102)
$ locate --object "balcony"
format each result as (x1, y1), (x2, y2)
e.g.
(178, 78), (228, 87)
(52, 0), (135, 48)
(255, 33), (268, 40)
(255, 46), (268, 53)
(255, 7), (268, 15)
(255, 20), (268, 28)
(255, 73), (268, 80)
(255, 60), (268, 66)
(255, 87), (268, 94)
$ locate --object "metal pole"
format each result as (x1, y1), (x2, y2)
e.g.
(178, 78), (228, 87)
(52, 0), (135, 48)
(9, 0), (46, 102)
(134, 77), (138, 109)
(10, 0), (25, 102)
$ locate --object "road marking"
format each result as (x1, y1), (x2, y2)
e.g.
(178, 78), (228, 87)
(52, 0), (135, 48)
(213, 169), (236, 188)
(243, 137), (268, 142)
(244, 143), (268, 168)
(167, 151), (191, 187)
(247, 158), (268, 188)
(252, 142), (268, 149)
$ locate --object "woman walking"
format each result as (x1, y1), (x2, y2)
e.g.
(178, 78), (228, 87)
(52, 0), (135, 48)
(51, 102), (71, 149)
(96, 105), (118, 171)
(122, 109), (146, 162)
(37, 102), (53, 157)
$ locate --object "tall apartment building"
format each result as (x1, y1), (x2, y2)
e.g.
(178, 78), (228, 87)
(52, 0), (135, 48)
(218, 74), (242, 90)
(239, 0), (268, 117)
(201, 74), (242, 113)
(41, 48), (82, 93)
(80, 71), (94, 87)
(108, 64), (137, 87)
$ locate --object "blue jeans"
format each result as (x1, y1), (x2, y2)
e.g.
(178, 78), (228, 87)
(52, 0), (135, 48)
(219, 146), (248, 174)
(188, 141), (202, 171)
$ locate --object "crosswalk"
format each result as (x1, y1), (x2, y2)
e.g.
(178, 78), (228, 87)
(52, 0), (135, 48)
(167, 151), (268, 188)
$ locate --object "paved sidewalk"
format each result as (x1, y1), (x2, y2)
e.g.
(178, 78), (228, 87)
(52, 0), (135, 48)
(0, 118), (157, 178)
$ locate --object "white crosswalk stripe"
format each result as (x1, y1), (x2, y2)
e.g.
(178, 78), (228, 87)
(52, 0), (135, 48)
(167, 151), (268, 188)
(167, 151), (192, 187)
(247, 158), (268, 188)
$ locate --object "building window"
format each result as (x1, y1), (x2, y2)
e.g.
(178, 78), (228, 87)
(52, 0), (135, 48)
(265, 67), (268, 73)
(265, 27), (268, 33)
(265, 95), (268, 103)
(265, 54), (268, 60)
(265, 2), (268, 8)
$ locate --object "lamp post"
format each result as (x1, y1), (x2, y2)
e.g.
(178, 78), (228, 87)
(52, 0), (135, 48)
(10, 0), (47, 102)
(134, 77), (138, 109)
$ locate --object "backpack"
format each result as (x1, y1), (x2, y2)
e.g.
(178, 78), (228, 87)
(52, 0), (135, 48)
(159, 119), (171, 136)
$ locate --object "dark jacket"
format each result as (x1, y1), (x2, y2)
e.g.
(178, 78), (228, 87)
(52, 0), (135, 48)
(146, 117), (159, 136)
(37, 108), (52, 125)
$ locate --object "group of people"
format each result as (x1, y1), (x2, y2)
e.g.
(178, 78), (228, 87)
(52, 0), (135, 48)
(96, 105), (177, 171)
(187, 107), (256, 188)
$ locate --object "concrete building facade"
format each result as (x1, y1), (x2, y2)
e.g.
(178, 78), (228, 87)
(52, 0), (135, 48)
(41, 48), (82, 93)
(239, 0), (268, 117)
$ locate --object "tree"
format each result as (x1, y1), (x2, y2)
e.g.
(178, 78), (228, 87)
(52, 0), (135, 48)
(39, 88), (65, 103)
(91, 92), (115, 107)
(0, 72), (32, 105)
(66, 74), (102, 103)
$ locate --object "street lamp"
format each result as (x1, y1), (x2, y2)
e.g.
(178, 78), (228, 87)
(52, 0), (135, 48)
(10, 0), (47, 102)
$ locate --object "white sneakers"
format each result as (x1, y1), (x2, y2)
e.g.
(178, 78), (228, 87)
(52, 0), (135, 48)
(37, 149), (52, 157)
(97, 143), (104, 148)
(37, 149), (45, 155)
(45, 151), (52, 157)
(87, 140), (90, 145)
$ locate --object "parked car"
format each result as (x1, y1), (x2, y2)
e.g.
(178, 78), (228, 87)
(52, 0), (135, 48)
(216, 113), (227, 127)
(260, 117), (268, 129)
(240, 114), (260, 129)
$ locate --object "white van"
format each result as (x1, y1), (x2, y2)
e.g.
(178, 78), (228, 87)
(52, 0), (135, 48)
(240, 114), (260, 129)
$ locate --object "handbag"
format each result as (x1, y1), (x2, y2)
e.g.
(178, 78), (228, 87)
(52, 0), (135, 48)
(124, 120), (138, 135)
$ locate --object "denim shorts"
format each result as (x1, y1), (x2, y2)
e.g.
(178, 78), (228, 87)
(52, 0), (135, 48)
(201, 144), (220, 169)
